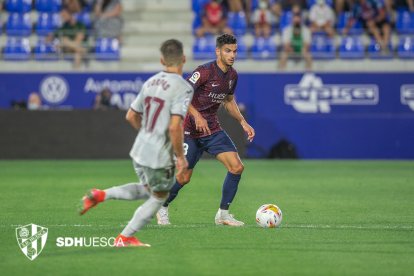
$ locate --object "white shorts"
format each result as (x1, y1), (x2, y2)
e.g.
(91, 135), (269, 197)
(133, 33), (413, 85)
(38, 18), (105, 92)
(133, 161), (175, 192)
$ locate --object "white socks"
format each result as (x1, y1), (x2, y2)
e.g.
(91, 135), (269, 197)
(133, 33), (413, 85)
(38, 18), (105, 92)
(121, 195), (166, 237)
(104, 183), (150, 201)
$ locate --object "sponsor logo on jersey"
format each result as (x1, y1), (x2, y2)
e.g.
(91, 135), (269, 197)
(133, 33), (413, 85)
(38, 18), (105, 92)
(284, 73), (379, 113)
(208, 92), (227, 103)
(16, 224), (48, 261)
(189, 71), (200, 84)
(401, 85), (414, 111)
(40, 75), (69, 104)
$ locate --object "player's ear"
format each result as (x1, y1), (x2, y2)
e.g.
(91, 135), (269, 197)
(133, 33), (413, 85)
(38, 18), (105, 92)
(160, 57), (166, 66)
(182, 55), (186, 64)
(215, 47), (220, 56)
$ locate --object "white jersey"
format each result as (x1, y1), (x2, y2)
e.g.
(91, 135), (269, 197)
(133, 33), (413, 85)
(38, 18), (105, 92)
(129, 71), (193, 169)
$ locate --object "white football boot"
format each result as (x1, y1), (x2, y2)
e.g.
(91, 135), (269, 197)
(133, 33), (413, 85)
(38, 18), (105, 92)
(156, 206), (171, 225)
(215, 209), (245, 227)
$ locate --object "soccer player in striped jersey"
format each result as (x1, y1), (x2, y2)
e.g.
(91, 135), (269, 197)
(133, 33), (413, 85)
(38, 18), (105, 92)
(157, 33), (255, 227)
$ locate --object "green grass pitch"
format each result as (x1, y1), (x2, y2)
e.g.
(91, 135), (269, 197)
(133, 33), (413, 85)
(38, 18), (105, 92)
(1, 160), (413, 275)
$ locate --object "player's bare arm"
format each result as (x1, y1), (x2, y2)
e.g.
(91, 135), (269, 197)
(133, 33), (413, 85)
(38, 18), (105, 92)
(169, 115), (189, 181)
(223, 95), (255, 142)
(188, 104), (211, 135)
(126, 108), (142, 130)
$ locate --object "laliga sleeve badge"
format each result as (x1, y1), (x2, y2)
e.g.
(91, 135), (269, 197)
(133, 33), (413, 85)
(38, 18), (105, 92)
(189, 71), (200, 84)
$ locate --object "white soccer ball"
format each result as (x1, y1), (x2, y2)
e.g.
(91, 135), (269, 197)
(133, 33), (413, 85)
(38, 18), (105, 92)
(256, 204), (283, 228)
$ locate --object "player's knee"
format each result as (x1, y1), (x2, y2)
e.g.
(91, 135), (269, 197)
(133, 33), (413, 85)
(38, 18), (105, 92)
(229, 163), (244, 175)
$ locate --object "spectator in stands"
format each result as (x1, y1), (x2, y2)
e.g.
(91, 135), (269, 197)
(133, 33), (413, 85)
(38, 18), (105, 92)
(62, 0), (86, 15)
(93, 0), (124, 40)
(279, 10), (312, 70)
(384, 0), (414, 25)
(251, 0), (276, 38)
(195, 0), (233, 37)
(47, 9), (87, 69)
(223, 0), (244, 12)
(94, 87), (116, 110)
(335, 0), (355, 14)
(385, 0), (414, 12)
(27, 92), (43, 110)
(343, 0), (391, 52)
(278, 0), (308, 11)
(309, 0), (336, 37)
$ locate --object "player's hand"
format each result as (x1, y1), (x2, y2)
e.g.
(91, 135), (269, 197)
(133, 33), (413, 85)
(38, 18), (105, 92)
(194, 115), (211, 135)
(175, 156), (188, 182)
(241, 121), (255, 142)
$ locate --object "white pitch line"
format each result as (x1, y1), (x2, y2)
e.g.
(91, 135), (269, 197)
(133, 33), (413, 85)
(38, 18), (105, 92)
(5, 224), (414, 230)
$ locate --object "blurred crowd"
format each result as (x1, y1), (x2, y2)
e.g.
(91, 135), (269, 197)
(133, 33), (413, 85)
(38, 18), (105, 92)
(1, 0), (123, 68)
(194, 0), (414, 69)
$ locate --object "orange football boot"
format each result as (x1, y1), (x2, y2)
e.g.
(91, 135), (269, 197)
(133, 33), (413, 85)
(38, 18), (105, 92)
(114, 234), (151, 247)
(79, 189), (106, 215)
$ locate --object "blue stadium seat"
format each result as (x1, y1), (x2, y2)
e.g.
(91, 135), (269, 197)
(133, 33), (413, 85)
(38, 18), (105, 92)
(396, 11), (414, 34)
(310, 34), (336, 59)
(338, 36), (365, 59)
(95, 38), (121, 61)
(33, 38), (58, 60)
(397, 36), (414, 59)
(336, 12), (363, 35)
(192, 14), (202, 35)
(250, 37), (277, 60)
(3, 37), (31, 60)
(36, 13), (61, 36)
(367, 39), (393, 59)
(236, 36), (248, 59)
(193, 36), (216, 60)
(35, 0), (62, 13)
(279, 11), (293, 31)
(227, 12), (247, 36)
(192, 0), (209, 14)
(74, 12), (92, 29)
(5, 0), (32, 13)
(307, 0), (333, 7)
(6, 13), (32, 37)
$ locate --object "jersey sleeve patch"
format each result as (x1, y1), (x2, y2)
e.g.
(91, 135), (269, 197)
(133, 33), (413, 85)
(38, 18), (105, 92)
(189, 71), (201, 84)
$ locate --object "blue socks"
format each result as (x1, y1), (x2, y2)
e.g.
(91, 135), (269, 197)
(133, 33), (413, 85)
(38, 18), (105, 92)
(163, 181), (183, 207)
(163, 172), (241, 210)
(220, 172), (241, 210)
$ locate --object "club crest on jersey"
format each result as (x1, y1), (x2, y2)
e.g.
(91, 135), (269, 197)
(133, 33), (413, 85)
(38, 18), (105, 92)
(189, 72), (200, 84)
(16, 223), (48, 261)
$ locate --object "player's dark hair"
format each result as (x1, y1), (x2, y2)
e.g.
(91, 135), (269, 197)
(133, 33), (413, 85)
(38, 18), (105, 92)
(160, 39), (184, 66)
(216, 33), (237, 48)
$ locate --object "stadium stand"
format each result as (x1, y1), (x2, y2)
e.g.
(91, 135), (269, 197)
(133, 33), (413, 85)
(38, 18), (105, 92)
(1, 0), (414, 71)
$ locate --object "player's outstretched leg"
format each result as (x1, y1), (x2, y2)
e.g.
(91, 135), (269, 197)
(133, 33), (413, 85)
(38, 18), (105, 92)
(116, 193), (167, 247)
(105, 182), (150, 201)
(79, 183), (150, 215)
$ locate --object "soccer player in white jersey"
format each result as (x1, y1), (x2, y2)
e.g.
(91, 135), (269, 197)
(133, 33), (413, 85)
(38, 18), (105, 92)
(78, 39), (193, 247)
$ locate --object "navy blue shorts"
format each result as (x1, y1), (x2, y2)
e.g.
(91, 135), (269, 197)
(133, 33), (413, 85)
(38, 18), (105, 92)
(184, 130), (237, 169)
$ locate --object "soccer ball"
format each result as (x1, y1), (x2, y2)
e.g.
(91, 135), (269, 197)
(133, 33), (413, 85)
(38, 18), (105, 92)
(256, 204), (283, 228)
